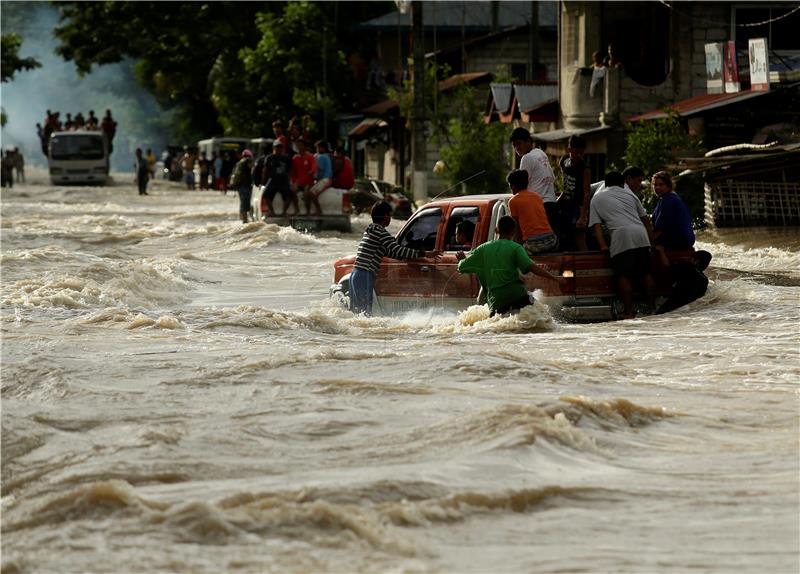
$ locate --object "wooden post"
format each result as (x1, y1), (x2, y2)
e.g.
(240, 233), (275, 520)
(412, 1), (427, 201)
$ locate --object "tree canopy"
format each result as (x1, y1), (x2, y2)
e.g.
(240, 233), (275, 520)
(53, 1), (391, 141)
(1, 33), (41, 83)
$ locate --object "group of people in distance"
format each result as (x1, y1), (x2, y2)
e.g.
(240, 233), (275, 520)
(36, 109), (117, 156)
(229, 121), (354, 223)
(1, 148), (25, 188)
(348, 126), (709, 320)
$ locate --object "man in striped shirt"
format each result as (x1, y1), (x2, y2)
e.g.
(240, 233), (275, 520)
(350, 201), (439, 315)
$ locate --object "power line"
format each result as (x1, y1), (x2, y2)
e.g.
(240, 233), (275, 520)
(657, 1), (800, 28)
(739, 4), (800, 27)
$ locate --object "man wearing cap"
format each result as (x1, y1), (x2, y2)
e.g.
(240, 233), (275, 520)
(263, 140), (296, 217)
(231, 149), (254, 223)
(509, 127), (559, 233)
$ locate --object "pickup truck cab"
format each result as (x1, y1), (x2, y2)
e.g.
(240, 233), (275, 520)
(330, 194), (696, 321)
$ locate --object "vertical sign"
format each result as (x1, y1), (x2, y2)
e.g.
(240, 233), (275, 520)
(723, 40), (740, 93)
(705, 42), (724, 94)
(749, 38), (770, 91)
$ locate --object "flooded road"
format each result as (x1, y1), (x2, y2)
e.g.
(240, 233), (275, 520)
(2, 172), (798, 573)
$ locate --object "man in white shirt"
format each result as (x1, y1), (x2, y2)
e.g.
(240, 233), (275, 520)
(589, 171), (656, 319)
(510, 127), (559, 233)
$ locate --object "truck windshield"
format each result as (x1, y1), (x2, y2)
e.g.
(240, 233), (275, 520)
(50, 135), (105, 160)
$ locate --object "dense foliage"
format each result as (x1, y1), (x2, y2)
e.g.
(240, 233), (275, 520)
(438, 81), (509, 195)
(390, 62), (509, 195)
(623, 111), (706, 220)
(52, 1), (391, 141)
(1, 33), (41, 82)
(1, 32), (41, 126)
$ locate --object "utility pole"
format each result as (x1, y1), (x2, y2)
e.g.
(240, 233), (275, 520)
(412, 0), (427, 202)
(529, 1), (539, 80)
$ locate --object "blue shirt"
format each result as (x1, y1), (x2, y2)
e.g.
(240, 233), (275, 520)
(653, 191), (695, 250)
(315, 153), (332, 180)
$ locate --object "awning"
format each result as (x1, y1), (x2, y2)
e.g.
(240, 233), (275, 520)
(628, 90), (770, 122)
(490, 83), (514, 113)
(348, 118), (389, 138)
(362, 99), (400, 115)
(515, 84), (558, 113)
(484, 82), (559, 124)
(532, 125), (612, 143)
(438, 71), (493, 92)
(514, 83), (558, 123)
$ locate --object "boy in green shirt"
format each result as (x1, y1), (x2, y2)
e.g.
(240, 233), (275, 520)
(456, 215), (563, 316)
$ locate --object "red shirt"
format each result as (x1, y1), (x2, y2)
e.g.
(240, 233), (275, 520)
(333, 156), (354, 189)
(291, 152), (316, 186)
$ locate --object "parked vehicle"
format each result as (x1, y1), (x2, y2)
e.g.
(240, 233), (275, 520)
(251, 186), (352, 233)
(330, 194), (699, 321)
(349, 178), (414, 219)
(47, 131), (109, 185)
(250, 138), (275, 158)
(196, 137), (249, 159)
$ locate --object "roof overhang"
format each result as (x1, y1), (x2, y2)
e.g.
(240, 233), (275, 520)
(348, 118), (389, 138)
(531, 125), (612, 143)
(628, 90), (771, 122)
(484, 82), (558, 124)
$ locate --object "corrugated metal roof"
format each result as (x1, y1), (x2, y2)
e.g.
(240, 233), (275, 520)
(532, 125), (612, 143)
(358, 1), (557, 31)
(490, 83), (513, 113)
(438, 71), (492, 91)
(348, 118), (389, 138)
(628, 90), (770, 122)
(514, 83), (558, 113)
(362, 99), (400, 115)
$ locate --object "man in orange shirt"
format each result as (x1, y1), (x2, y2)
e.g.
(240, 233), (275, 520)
(507, 169), (559, 255)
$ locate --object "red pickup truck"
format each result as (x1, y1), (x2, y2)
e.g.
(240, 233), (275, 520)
(330, 194), (697, 321)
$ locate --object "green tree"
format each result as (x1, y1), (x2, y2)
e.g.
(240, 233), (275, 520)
(52, 1), (392, 141)
(438, 82), (508, 195)
(389, 62), (508, 195)
(53, 1), (267, 141)
(218, 1), (347, 135)
(623, 110), (705, 215)
(1, 33), (41, 82)
(1, 32), (41, 126)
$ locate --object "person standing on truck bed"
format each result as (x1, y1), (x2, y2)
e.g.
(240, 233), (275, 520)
(262, 141), (296, 217)
(507, 169), (559, 256)
(456, 215), (563, 317)
(350, 201), (440, 316)
(588, 171), (656, 319)
(558, 135), (591, 251)
(291, 139), (316, 215)
(509, 127), (559, 233)
(306, 140), (333, 216)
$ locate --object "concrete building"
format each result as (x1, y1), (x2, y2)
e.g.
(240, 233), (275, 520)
(531, 1), (800, 177)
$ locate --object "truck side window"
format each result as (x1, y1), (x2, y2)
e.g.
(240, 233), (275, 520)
(397, 208), (442, 251)
(444, 206), (480, 251)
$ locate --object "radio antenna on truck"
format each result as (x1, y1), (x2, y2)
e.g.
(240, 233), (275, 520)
(429, 169), (486, 202)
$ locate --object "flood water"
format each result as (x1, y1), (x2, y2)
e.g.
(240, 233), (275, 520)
(2, 172), (799, 573)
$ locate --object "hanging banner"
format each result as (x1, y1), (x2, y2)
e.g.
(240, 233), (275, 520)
(749, 38), (770, 91)
(723, 40), (740, 93)
(704, 42), (724, 94)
